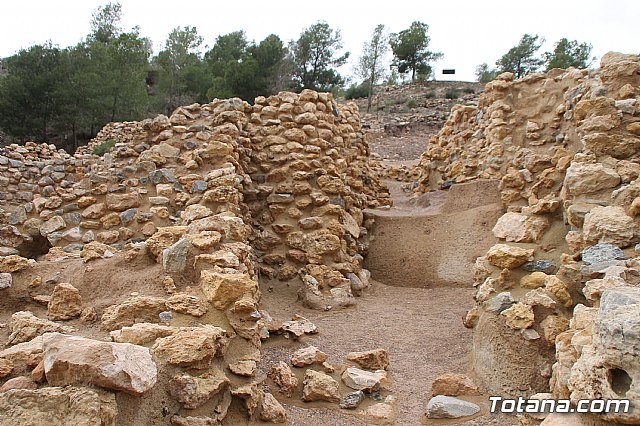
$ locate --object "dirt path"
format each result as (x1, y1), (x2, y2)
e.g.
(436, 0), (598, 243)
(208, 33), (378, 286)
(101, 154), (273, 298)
(255, 178), (513, 425)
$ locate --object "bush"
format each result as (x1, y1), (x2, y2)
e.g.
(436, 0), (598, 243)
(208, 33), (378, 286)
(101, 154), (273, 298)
(445, 88), (461, 99)
(424, 91), (436, 99)
(462, 87), (475, 94)
(406, 99), (418, 108)
(92, 138), (116, 156)
(345, 81), (371, 100)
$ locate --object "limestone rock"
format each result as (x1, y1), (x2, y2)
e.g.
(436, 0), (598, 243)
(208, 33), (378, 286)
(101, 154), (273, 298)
(259, 392), (287, 423)
(492, 212), (549, 243)
(501, 303), (535, 329)
(486, 244), (534, 269)
(39, 216), (66, 237)
(43, 333), (157, 395)
(359, 401), (395, 421)
(80, 241), (114, 262)
(7, 311), (74, 346)
(521, 271), (548, 289)
(0, 255), (29, 273)
(564, 163), (621, 196)
(105, 192), (141, 212)
(47, 283), (82, 321)
(583, 206), (637, 248)
(431, 373), (480, 396)
(341, 367), (388, 391)
(168, 371), (229, 409)
(280, 316), (318, 337)
(267, 361), (298, 397)
(228, 360), (256, 377)
(100, 296), (167, 331)
(152, 325), (228, 368)
(0, 386), (117, 426)
(166, 293), (208, 317)
(302, 369), (340, 402)
(290, 345), (328, 367)
(200, 270), (259, 310)
(346, 348), (389, 370)
(109, 323), (176, 345)
(425, 395), (480, 419)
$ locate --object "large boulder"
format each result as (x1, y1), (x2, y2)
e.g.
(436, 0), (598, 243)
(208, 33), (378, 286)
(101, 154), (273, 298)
(151, 326), (229, 368)
(0, 386), (117, 426)
(200, 270), (259, 310)
(43, 333), (157, 395)
(583, 206), (637, 248)
(47, 283), (82, 321)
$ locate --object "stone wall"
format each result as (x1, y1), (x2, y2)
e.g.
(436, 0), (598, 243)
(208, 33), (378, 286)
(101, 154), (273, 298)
(416, 52), (640, 424)
(0, 90), (389, 424)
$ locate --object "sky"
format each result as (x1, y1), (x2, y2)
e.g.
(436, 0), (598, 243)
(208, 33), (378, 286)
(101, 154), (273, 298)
(0, 0), (638, 82)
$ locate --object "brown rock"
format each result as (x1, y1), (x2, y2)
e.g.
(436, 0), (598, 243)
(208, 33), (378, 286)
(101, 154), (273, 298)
(431, 373), (480, 396)
(0, 386), (117, 426)
(100, 296), (167, 331)
(259, 392), (287, 423)
(0, 376), (36, 392)
(0, 255), (29, 273)
(583, 206), (637, 248)
(267, 361), (298, 397)
(301, 369), (340, 402)
(152, 326), (228, 368)
(166, 293), (208, 317)
(43, 333), (157, 395)
(291, 346), (328, 367)
(200, 270), (259, 310)
(520, 271), (548, 289)
(486, 244), (534, 269)
(501, 303), (535, 329)
(346, 348), (389, 370)
(6, 311), (74, 346)
(0, 358), (13, 378)
(47, 283), (82, 321)
(168, 370), (230, 409)
(492, 212), (549, 243)
(105, 192), (141, 212)
(228, 360), (256, 377)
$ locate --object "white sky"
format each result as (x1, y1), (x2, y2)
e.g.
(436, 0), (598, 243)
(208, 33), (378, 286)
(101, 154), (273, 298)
(1, 0), (638, 82)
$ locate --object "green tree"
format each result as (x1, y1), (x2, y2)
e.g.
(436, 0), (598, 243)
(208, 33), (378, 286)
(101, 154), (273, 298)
(87, 3), (150, 123)
(543, 38), (593, 71)
(475, 63), (499, 83)
(291, 22), (349, 91)
(0, 43), (65, 141)
(154, 26), (205, 114)
(495, 34), (544, 79)
(389, 21), (443, 83)
(357, 24), (389, 112)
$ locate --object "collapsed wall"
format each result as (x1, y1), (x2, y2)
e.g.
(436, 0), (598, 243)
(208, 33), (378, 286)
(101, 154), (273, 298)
(416, 52), (640, 424)
(0, 90), (389, 424)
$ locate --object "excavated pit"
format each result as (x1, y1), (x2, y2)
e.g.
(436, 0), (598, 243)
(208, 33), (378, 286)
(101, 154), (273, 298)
(364, 179), (503, 288)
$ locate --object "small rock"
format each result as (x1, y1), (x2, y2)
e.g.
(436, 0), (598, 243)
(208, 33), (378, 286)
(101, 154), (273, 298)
(47, 283), (82, 321)
(341, 367), (388, 391)
(228, 360), (256, 377)
(267, 361), (298, 397)
(340, 390), (365, 409)
(291, 346), (327, 367)
(0, 376), (37, 392)
(260, 392), (287, 423)
(302, 369), (340, 402)
(425, 395), (480, 419)
(168, 370), (229, 409)
(346, 348), (389, 370)
(431, 373), (480, 396)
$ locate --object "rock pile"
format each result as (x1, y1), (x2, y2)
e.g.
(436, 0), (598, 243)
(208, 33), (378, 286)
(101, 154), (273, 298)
(417, 52), (640, 424)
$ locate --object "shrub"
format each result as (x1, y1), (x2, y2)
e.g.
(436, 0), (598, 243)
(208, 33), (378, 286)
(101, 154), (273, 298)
(445, 88), (461, 99)
(345, 81), (371, 100)
(462, 87), (475, 94)
(92, 138), (116, 156)
(406, 99), (418, 108)
(424, 91), (436, 99)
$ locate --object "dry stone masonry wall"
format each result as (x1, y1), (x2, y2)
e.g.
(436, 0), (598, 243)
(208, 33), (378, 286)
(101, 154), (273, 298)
(0, 90), (389, 424)
(417, 52), (640, 425)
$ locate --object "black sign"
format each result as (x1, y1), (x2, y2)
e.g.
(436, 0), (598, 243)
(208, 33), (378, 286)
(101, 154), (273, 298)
(442, 69), (455, 75)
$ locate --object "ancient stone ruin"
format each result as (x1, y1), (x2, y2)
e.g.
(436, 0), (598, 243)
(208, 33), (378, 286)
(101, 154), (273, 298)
(1, 52), (640, 425)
